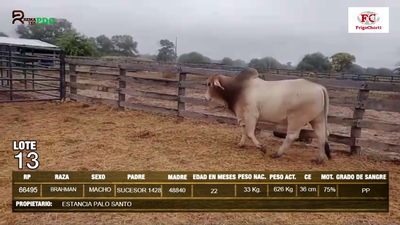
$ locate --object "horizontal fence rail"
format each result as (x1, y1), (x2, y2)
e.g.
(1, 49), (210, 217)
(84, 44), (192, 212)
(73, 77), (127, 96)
(66, 58), (400, 83)
(61, 58), (400, 159)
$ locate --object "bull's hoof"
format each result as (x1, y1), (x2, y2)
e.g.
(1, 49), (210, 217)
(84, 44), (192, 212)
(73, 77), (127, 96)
(237, 143), (245, 149)
(270, 152), (282, 158)
(311, 158), (325, 165)
(258, 145), (267, 154)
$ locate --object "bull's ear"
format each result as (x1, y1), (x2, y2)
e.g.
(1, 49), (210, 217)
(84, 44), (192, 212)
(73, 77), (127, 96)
(213, 80), (225, 90)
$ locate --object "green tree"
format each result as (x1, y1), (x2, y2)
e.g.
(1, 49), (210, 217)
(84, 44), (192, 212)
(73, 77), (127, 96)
(348, 64), (366, 74)
(232, 59), (247, 67)
(260, 57), (283, 69)
(362, 67), (394, 75)
(330, 52), (356, 72)
(365, 67), (378, 74)
(296, 52), (332, 72)
(285, 62), (296, 70)
(222, 57), (233, 66)
(178, 52), (211, 64)
(376, 68), (394, 76)
(55, 31), (99, 56)
(0, 32), (8, 37)
(248, 57), (283, 72)
(96, 35), (114, 54)
(16, 18), (75, 44)
(110, 35), (138, 56)
(156, 39), (176, 62)
(248, 58), (266, 72)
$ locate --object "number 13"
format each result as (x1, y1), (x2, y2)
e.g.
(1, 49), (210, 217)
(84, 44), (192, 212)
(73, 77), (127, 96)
(14, 151), (40, 170)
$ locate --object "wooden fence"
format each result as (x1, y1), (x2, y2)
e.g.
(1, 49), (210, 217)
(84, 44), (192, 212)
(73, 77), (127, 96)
(64, 56), (400, 83)
(65, 59), (400, 157)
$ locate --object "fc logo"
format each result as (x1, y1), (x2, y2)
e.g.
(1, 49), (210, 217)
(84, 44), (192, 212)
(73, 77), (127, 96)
(357, 11), (380, 25)
(12, 10), (25, 24)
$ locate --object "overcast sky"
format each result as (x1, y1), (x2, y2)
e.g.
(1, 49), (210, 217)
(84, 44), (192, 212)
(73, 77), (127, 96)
(1, 0), (399, 68)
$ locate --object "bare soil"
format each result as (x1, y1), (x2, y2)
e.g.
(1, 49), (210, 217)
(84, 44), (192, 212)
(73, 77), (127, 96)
(0, 101), (399, 225)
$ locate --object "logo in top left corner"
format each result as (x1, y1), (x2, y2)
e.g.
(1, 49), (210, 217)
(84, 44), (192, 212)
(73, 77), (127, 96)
(12, 10), (25, 24)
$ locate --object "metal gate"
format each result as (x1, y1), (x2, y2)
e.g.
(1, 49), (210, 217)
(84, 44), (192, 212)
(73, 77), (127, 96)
(0, 39), (65, 103)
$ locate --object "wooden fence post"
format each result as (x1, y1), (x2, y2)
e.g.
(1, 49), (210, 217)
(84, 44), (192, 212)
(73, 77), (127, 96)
(177, 72), (187, 121)
(0, 48), (3, 87)
(31, 49), (35, 89)
(118, 67), (126, 110)
(69, 64), (77, 98)
(350, 86), (370, 155)
(59, 51), (66, 101)
(22, 48), (27, 89)
(8, 45), (13, 101)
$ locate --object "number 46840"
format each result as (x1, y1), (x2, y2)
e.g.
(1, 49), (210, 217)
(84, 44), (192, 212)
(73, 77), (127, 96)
(14, 151), (40, 170)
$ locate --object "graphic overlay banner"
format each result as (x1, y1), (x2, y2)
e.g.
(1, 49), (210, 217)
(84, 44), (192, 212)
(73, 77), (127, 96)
(12, 171), (389, 212)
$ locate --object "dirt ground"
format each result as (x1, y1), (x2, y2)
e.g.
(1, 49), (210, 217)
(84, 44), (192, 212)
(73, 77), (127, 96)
(0, 101), (399, 225)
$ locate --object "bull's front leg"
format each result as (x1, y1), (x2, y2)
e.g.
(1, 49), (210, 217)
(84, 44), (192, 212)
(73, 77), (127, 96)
(244, 116), (266, 153)
(237, 118), (246, 148)
(237, 125), (247, 148)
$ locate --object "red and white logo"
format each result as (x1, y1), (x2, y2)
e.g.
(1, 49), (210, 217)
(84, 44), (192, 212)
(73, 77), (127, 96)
(356, 11), (381, 31)
(348, 7), (389, 33)
(358, 11), (380, 25)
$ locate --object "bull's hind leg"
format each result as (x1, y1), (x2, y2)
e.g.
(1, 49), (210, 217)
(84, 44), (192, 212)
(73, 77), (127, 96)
(270, 128), (301, 158)
(271, 118), (304, 158)
(309, 114), (331, 164)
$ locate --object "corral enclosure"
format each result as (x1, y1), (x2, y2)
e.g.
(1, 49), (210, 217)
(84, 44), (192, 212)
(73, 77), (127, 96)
(2, 57), (400, 224)
(64, 58), (400, 161)
(0, 38), (65, 103)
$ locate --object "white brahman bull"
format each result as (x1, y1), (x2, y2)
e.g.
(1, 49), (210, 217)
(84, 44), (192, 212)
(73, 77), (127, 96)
(204, 68), (331, 164)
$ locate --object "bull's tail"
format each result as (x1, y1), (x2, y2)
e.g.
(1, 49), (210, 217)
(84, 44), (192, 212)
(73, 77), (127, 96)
(321, 86), (332, 160)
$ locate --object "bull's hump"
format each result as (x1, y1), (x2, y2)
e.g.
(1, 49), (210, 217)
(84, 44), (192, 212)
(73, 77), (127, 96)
(235, 68), (259, 82)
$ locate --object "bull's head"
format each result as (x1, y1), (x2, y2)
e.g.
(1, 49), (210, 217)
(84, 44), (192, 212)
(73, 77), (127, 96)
(205, 74), (225, 101)
(204, 68), (258, 102)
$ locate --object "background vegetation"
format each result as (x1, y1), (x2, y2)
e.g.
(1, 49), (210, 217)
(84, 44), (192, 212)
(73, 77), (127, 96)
(1, 18), (398, 75)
